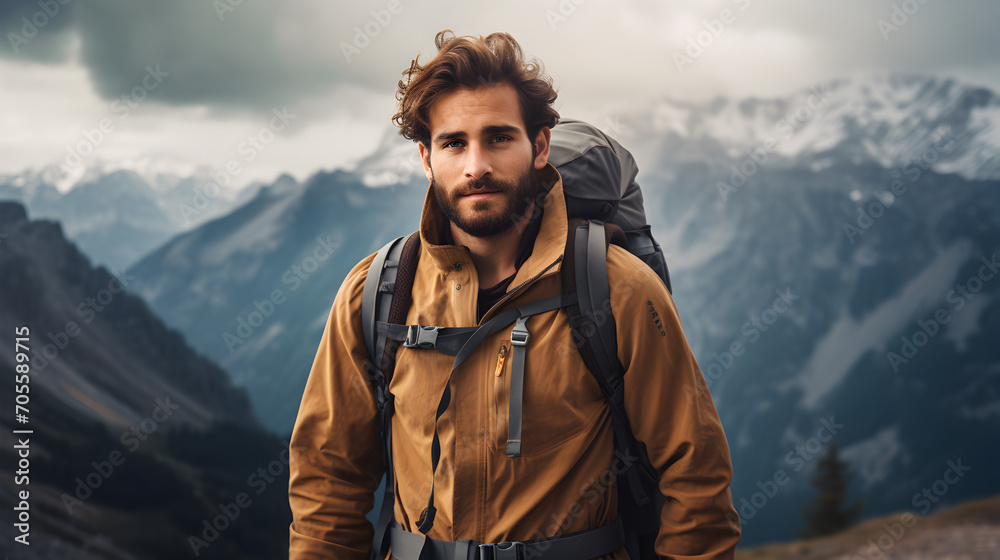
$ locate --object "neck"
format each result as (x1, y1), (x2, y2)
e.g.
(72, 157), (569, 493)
(451, 204), (533, 289)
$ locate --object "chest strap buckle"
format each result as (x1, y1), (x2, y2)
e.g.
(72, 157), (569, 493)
(404, 325), (441, 349)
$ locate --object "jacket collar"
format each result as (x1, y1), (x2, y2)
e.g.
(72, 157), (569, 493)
(418, 161), (567, 289)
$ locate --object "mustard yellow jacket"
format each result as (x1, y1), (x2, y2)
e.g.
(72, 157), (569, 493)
(288, 162), (741, 559)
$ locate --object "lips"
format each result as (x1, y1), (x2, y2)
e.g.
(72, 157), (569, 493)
(464, 191), (502, 200)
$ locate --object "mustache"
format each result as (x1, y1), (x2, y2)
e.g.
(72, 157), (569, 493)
(458, 176), (512, 196)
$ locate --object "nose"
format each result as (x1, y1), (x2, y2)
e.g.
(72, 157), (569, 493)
(463, 141), (493, 183)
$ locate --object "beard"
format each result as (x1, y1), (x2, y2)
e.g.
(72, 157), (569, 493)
(431, 153), (541, 239)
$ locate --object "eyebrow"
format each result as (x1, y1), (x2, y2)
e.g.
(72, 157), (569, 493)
(433, 124), (521, 144)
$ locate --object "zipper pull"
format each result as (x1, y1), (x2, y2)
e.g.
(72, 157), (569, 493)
(494, 344), (507, 377)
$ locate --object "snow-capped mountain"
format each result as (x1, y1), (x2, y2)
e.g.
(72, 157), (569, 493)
(608, 71), (1000, 182)
(0, 158), (266, 270)
(346, 72), (999, 188)
(121, 72), (1000, 546)
(347, 125), (428, 187)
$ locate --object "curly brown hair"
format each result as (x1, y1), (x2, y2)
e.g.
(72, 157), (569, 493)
(392, 29), (560, 150)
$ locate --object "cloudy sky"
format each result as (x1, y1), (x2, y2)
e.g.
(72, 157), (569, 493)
(2, 0), (997, 191)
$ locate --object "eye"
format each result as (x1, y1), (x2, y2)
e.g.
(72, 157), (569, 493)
(444, 140), (464, 149)
(492, 135), (512, 144)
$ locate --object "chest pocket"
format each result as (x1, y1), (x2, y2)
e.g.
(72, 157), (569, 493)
(491, 313), (606, 457)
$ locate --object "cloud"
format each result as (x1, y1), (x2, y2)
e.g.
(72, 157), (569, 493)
(2, 0), (77, 62)
(2, 0), (999, 181)
(73, 2), (342, 112)
(4, 0), (999, 114)
(3, 1), (404, 112)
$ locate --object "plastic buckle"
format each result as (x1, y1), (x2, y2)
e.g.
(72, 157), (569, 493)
(478, 540), (525, 560)
(404, 325), (440, 349)
(511, 317), (530, 347)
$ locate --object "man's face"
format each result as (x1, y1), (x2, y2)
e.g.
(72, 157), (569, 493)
(418, 83), (550, 239)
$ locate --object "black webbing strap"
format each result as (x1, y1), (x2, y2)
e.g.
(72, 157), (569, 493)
(575, 222), (623, 405)
(377, 323), (482, 357)
(412, 292), (579, 535)
(369, 233), (422, 560)
(389, 516), (626, 560)
(573, 221), (651, 512)
(363, 235), (407, 367)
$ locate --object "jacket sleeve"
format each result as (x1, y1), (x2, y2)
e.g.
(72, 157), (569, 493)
(609, 247), (742, 559)
(288, 251), (386, 560)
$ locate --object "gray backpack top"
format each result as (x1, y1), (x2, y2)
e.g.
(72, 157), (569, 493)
(549, 117), (671, 293)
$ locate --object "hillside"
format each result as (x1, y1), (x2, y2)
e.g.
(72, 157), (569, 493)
(0, 201), (291, 559)
(736, 493), (1000, 559)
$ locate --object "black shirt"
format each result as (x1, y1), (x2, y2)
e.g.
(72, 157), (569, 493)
(441, 201), (544, 323)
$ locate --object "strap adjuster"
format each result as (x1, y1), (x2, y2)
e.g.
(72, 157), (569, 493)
(404, 325), (441, 349)
(478, 540), (525, 560)
(511, 316), (530, 347)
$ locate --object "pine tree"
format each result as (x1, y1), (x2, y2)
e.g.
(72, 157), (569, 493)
(798, 441), (864, 538)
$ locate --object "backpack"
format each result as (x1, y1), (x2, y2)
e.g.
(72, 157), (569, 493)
(362, 118), (672, 560)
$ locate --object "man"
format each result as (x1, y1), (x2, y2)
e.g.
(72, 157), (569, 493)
(288, 29), (741, 559)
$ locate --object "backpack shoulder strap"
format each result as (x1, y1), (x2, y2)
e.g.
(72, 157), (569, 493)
(363, 235), (405, 369)
(362, 231), (421, 560)
(562, 218), (629, 410)
(362, 231), (422, 386)
(563, 218), (666, 560)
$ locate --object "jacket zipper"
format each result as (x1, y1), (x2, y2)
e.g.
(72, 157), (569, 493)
(478, 253), (562, 539)
(494, 344), (508, 377)
(477, 254), (564, 327)
(493, 344), (508, 453)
